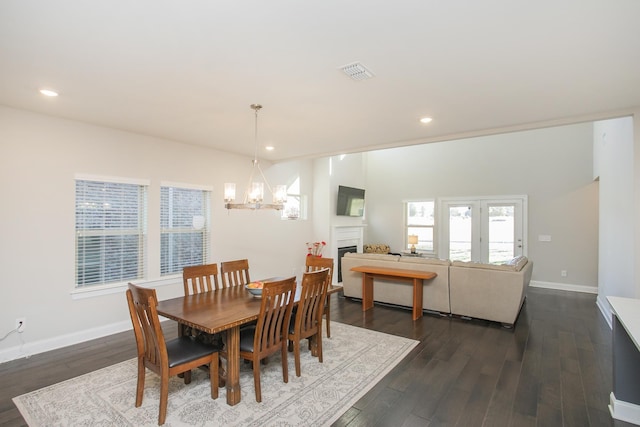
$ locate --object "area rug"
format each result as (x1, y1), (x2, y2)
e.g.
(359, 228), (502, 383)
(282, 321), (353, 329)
(13, 322), (418, 426)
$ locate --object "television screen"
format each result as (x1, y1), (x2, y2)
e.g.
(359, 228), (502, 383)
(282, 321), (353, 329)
(336, 185), (365, 217)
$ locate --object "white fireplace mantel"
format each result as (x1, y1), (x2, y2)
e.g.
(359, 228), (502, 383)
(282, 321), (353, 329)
(331, 225), (365, 260)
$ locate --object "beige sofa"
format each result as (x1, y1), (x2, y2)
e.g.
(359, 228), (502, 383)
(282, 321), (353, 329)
(341, 252), (532, 327)
(449, 257), (532, 326)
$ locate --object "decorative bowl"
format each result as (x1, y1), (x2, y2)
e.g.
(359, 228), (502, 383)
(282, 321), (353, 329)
(245, 281), (264, 297)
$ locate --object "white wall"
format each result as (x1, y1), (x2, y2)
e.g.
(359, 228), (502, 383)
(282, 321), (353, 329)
(594, 116), (635, 322)
(0, 106), (315, 360)
(363, 123), (599, 291)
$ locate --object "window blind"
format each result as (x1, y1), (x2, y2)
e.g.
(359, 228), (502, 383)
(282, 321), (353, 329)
(160, 186), (211, 275)
(75, 179), (148, 287)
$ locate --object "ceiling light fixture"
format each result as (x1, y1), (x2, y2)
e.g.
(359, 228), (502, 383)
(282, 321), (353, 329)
(39, 89), (59, 97)
(224, 104), (286, 211)
(420, 117), (433, 124)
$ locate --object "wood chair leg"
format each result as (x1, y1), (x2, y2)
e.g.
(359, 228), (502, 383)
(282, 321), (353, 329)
(324, 297), (331, 338)
(253, 357), (262, 402)
(135, 361), (145, 407)
(211, 355), (219, 399)
(281, 343), (289, 383)
(293, 339), (302, 377)
(159, 374), (169, 425)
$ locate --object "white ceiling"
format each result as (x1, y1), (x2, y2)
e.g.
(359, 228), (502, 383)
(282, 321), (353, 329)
(2, 1), (639, 162)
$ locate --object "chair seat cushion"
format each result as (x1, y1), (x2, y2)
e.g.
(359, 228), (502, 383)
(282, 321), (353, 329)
(166, 336), (217, 368)
(239, 325), (257, 352)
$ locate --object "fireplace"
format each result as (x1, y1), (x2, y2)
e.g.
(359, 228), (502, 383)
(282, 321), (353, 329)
(337, 245), (357, 283)
(331, 225), (364, 283)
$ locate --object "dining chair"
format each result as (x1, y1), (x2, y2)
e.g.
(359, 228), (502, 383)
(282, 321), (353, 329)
(239, 276), (296, 402)
(220, 259), (251, 287)
(287, 268), (330, 377)
(126, 283), (219, 426)
(183, 263), (222, 294)
(182, 264), (226, 384)
(305, 256), (335, 337)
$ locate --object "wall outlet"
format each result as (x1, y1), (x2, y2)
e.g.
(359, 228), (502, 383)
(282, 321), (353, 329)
(561, 270), (568, 277)
(15, 317), (26, 333)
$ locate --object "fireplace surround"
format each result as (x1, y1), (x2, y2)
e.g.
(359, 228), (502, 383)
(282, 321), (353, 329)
(331, 225), (364, 283)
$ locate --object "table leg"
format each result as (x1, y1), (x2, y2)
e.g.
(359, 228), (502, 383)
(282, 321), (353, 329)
(362, 273), (374, 312)
(225, 326), (241, 405)
(412, 278), (423, 320)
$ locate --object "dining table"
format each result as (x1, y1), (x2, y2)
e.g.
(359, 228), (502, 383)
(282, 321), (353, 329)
(156, 279), (301, 406)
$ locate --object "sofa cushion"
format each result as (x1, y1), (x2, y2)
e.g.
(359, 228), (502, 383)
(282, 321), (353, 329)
(505, 255), (528, 271)
(401, 257), (451, 266)
(344, 252), (400, 262)
(363, 244), (391, 254)
(451, 256), (528, 272)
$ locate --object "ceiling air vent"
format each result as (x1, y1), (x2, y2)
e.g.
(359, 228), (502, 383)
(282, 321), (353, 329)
(340, 62), (375, 81)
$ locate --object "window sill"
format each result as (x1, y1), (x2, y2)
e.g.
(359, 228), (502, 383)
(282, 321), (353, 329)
(70, 275), (181, 300)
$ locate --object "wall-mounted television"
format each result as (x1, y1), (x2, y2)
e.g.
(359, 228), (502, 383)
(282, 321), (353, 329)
(336, 185), (365, 217)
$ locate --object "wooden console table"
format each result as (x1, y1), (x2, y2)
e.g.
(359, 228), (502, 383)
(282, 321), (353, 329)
(350, 265), (437, 320)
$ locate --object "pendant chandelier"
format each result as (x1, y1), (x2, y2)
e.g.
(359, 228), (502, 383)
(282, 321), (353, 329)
(224, 104), (287, 210)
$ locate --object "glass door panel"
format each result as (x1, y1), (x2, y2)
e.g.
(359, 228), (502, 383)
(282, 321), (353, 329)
(487, 205), (515, 263)
(449, 206), (472, 261)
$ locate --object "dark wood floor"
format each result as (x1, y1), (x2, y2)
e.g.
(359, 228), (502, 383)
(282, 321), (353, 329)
(0, 287), (634, 426)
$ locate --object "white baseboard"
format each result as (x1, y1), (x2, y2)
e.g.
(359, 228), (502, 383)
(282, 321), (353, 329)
(529, 280), (598, 294)
(610, 392), (640, 425)
(0, 320), (132, 364)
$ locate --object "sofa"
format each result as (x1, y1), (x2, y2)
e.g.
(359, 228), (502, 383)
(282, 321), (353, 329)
(340, 252), (533, 327)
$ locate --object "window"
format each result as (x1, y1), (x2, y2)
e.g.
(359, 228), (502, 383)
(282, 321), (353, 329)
(161, 184), (211, 275)
(281, 177), (306, 220)
(406, 200), (435, 253)
(75, 177), (148, 287)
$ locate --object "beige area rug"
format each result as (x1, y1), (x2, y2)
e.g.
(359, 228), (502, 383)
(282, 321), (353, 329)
(13, 322), (418, 426)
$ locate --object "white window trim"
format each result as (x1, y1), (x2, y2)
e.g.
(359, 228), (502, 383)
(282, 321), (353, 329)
(75, 173), (150, 186)
(404, 199), (437, 256)
(70, 275), (181, 300)
(160, 181), (213, 192)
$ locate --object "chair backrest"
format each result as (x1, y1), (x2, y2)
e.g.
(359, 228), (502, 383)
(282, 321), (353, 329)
(305, 256), (334, 287)
(294, 269), (330, 336)
(253, 276), (296, 357)
(183, 263), (220, 295)
(220, 259), (251, 287)
(126, 283), (167, 370)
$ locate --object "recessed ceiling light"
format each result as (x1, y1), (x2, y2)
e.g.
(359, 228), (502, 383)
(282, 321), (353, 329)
(420, 117), (433, 124)
(265, 146), (275, 151)
(39, 89), (59, 97)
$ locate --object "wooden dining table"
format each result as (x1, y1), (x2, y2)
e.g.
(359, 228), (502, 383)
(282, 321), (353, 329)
(156, 280), (301, 406)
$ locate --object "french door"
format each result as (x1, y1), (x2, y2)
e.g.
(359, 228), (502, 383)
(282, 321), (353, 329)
(439, 196), (526, 263)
